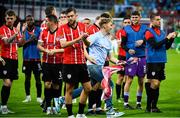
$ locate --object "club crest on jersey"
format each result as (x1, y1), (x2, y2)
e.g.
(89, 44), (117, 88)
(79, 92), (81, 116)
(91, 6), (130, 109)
(3, 70), (7, 75)
(128, 68), (132, 72)
(67, 74), (71, 79)
(59, 71), (62, 80)
(23, 66), (26, 71)
(152, 72), (155, 76)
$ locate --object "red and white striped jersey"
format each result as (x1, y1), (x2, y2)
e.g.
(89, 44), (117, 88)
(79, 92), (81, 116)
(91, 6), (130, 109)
(39, 27), (63, 64)
(0, 25), (21, 60)
(60, 22), (87, 64)
(86, 23), (100, 35)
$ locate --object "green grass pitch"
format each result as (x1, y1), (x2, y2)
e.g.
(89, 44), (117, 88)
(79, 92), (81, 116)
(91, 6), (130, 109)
(0, 49), (180, 117)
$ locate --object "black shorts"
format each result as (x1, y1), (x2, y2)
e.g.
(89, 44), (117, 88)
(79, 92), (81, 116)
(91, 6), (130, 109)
(22, 61), (42, 76)
(62, 64), (90, 84)
(117, 55), (126, 75)
(0, 63), (4, 78)
(147, 63), (165, 81)
(42, 63), (63, 84)
(0, 58), (18, 80)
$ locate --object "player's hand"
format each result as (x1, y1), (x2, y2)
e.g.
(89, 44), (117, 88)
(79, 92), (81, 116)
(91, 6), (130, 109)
(116, 60), (126, 65)
(128, 49), (135, 55)
(14, 31), (18, 37)
(22, 23), (27, 33)
(0, 57), (6, 66)
(48, 50), (56, 55)
(77, 33), (89, 42)
(167, 32), (177, 39)
(135, 40), (144, 47)
(18, 39), (26, 46)
(81, 33), (89, 40)
(45, 49), (51, 54)
(30, 34), (37, 41)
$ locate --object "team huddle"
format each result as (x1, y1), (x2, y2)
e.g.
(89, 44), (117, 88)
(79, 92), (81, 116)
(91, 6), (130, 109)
(0, 5), (177, 118)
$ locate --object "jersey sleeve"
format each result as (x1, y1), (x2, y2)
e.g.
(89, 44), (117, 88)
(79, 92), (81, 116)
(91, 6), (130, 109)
(145, 30), (154, 40)
(121, 29), (126, 38)
(87, 33), (97, 46)
(116, 30), (121, 40)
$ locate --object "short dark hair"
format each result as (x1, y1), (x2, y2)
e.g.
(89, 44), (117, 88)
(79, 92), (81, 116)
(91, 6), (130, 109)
(149, 13), (159, 20)
(46, 15), (58, 24)
(131, 11), (141, 16)
(95, 16), (101, 20)
(99, 18), (112, 28)
(45, 6), (55, 16)
(5, 9), (16, 16)
(100, 12), (112, 19)
(25, 15), (33, 20)
(65, 7), (76, 14)
(123, 16), (131, 21)
(60, 10), (66, 14)
(83, 18), (91, 21)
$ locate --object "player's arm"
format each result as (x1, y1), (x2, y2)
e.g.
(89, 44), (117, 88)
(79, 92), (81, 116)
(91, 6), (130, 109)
(83, 44), (96, 64)
(17, 34), (26, 47)
(48, 48), (64, 56)
(60, 36), (81, 48)
(37, 40), (50, 54)
(121, 30), (135, 55)
(108, 51), (119, 65)
(60, 33), (88, 48)
(18, 33), (36, 47)
(2, 32), (18, 44)
(145, 31), (170, 49)
(121, 30), (129, 51)
(135, 38), (146, 47)
(115, 30), (122, 47)
(82, 36), (90, 47)
(50, 49), (64, 53)
(165, 32), (177, 49)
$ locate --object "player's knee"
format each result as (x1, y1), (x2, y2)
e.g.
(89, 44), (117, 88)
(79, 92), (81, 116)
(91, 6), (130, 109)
(83, 85), (92, 93)
(126, 78), (132, 85)
(4, 82), (12, 87)
(92, 83), (100, 91)
(151, 82), (160, 89)
(44, 82), (51, 88)
(3, 79), (12, 87)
